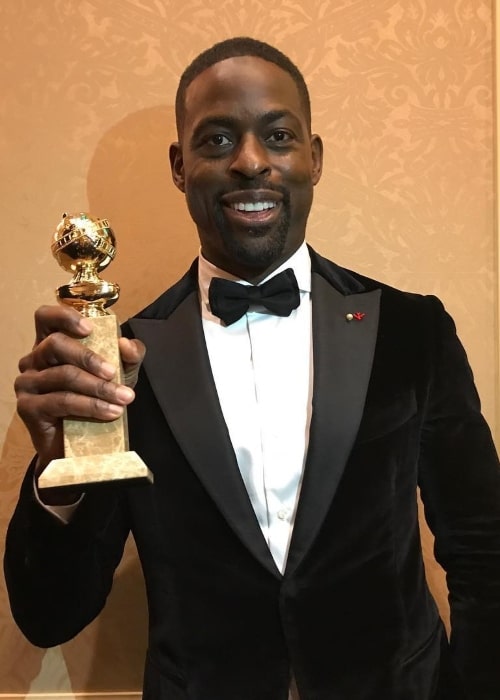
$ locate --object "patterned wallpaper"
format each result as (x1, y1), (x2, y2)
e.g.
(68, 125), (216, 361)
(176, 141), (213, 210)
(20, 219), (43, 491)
(0, 1), (497, 697)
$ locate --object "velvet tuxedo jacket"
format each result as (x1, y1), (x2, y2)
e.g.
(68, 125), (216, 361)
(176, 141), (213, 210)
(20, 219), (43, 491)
(5, 248), (500, 700)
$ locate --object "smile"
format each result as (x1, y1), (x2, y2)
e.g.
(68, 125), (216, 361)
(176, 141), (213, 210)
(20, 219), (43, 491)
(230, 201), (277, 212)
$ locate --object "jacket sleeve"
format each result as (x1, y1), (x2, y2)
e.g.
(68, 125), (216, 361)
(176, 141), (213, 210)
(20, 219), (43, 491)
(3, 458), (130, 647)
(418, 295), (500, 698)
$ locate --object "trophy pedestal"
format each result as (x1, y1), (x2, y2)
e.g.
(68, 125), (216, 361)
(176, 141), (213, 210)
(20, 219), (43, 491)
(38, 451), (151, 490)
(38, 313), (153, 491)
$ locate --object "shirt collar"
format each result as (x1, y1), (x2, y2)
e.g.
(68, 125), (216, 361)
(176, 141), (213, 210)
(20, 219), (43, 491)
(198, 242), (311, 318)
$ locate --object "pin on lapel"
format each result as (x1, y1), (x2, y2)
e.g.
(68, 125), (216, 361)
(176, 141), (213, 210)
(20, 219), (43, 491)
(346, 312), (366, 322)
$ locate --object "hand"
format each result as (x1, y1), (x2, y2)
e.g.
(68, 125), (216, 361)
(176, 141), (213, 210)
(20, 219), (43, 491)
(15, 304), (145, 472)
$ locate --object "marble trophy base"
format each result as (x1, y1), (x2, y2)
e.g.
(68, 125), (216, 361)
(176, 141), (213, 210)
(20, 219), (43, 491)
(38, 313), (153, 491)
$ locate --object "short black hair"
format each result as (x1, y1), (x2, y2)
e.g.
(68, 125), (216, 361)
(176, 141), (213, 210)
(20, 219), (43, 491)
(175, 36), (311, 136)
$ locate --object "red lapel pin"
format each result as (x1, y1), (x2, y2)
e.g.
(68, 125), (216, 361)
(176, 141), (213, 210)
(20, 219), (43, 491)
(346, 312), (366, 321)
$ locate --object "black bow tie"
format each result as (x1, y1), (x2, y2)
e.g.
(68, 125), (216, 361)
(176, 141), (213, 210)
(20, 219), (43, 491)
(208, 268), (300, 326)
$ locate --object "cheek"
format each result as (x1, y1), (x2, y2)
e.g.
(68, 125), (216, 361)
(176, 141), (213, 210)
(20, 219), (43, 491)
(286, 165), (314, 203)
(281, 156), (316, 193)
(183, 167), (220, 222)
(184, 189), (210, 228)
(285, 170), (315, 227)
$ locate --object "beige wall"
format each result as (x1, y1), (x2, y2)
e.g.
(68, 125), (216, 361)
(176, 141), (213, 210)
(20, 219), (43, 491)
(0, 1), (497, 697)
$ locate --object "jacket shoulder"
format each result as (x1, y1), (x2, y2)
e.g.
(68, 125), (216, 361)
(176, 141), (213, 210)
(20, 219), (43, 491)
(131, 259), (198, 322)
(309, 246), (435, 309)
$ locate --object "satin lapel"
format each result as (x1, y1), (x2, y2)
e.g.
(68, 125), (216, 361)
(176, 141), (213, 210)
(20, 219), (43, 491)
(285, 273), (381, 576)
(128, 293), (280, 578)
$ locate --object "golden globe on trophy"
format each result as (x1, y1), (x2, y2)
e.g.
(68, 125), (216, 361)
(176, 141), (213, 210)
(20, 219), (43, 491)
(38, 212), (153, 490)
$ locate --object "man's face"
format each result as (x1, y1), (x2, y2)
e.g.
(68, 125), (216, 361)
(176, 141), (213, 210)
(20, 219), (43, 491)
(170, 56), (323, 281)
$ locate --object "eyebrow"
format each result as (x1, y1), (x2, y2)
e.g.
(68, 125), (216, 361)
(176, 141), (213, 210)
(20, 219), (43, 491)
(189, 109), (303, 147)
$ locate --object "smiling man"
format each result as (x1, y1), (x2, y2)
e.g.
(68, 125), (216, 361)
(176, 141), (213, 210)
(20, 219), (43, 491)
(5, 37), (500, 700)
(169, 51), (322, 281)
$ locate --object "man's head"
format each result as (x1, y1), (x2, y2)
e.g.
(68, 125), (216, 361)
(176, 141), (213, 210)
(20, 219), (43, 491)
(170, 37), (323, 282)
(175, 37), (312, 138)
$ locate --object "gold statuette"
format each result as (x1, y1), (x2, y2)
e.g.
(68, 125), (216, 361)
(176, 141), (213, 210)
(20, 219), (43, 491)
(38, 212), (153, 490)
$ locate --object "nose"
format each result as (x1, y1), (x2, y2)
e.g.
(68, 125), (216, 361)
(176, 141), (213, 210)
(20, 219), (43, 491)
(229, 133), (271, 179)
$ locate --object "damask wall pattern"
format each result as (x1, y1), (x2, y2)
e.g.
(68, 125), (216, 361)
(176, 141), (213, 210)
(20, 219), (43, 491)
(0, 1), (496, 697)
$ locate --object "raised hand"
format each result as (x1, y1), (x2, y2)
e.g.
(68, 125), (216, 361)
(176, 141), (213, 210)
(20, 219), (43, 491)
(15, 304), (145, 472)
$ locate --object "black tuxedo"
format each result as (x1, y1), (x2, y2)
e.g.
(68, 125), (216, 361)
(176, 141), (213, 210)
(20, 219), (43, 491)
(5, 248), (500, 699)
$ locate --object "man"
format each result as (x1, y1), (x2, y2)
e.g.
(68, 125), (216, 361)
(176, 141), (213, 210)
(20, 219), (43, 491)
(4, 37), (500, 699)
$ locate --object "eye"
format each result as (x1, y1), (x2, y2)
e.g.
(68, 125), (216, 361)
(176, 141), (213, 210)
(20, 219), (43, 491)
(207, 134), (232, 147)
(267, 129), (292, 144)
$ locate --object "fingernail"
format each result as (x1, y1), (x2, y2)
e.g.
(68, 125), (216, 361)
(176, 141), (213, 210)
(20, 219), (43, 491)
(107, 404), (124, 417)
(116, 386), (135, 403)
(78, 318), (93, 333)
(101, 361), (117, 378)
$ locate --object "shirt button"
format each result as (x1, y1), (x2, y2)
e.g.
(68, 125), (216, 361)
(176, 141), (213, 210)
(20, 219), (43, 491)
(277, 509), (289, 521)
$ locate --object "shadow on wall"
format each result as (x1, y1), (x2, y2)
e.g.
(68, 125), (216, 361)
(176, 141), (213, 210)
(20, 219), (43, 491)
(87, 104), (198, 322)
(1, 105), (198, 695)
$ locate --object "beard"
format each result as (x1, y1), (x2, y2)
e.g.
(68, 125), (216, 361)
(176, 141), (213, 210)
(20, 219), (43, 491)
(213, 191), (292, 271)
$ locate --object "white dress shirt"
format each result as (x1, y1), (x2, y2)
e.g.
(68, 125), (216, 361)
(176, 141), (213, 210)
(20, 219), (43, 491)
(198, 242), (313, 574)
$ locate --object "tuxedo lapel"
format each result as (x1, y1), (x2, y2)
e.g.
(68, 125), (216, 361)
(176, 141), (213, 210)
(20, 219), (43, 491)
(128, 293), (280, 578)
(285, 272), (381, 576)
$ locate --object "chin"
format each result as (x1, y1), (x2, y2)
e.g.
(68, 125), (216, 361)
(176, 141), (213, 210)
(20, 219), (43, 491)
(227, 236), (286, 270)
(223, 218), (291, 267)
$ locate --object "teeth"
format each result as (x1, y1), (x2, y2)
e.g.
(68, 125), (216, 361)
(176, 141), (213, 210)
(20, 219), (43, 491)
(231, 201), (277, 212)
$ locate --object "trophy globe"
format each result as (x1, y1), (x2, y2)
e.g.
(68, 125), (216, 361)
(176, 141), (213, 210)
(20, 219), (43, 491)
(52, 212), (120, 316)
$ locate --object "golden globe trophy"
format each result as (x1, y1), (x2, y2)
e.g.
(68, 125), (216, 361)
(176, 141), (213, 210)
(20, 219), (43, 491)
(38, 212), (153, 490)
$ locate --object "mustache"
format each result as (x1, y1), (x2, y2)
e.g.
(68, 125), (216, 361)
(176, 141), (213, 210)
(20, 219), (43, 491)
(218, 182), (289, 199)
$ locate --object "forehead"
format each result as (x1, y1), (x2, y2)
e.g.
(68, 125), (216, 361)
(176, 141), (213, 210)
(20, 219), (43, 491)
(182, 56), (306, 132)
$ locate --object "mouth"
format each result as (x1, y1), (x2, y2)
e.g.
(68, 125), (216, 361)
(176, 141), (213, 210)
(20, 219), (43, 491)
(229, 200), (278, 213)
(220, 190), (283, 226)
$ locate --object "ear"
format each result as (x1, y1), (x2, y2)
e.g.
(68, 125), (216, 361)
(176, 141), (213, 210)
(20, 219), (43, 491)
(169, 142), (185, 193)
(310, 134), (323, 186)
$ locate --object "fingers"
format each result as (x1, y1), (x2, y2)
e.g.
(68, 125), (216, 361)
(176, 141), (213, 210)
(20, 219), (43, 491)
(28, 307), (147, 384)
(18, 308), (146, 407)
(119, 337), (146, 388)
(34, 304), (92, 344)
(119, 337), (146, 367)
(19, 331), (117, 379)
(16, 365), (135, 414)
(23, 304), (112, 379)
(15, 362), (136, 466)
(17, 385), (130, 425)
